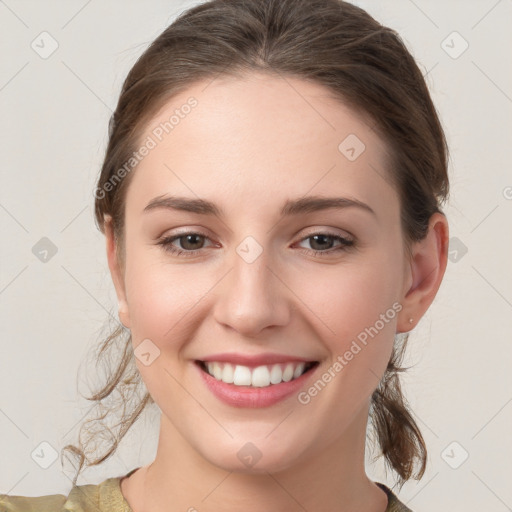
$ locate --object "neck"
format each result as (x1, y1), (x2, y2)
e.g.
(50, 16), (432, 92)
(126, 401), (388, 512)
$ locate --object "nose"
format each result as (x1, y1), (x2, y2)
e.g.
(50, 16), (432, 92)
(213, 244), (291, 338)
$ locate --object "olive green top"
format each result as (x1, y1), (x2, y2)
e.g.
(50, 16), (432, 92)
(0, 468), (412, 511)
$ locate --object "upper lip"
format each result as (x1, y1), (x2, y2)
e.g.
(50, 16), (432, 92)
(198, 352), (318, 367)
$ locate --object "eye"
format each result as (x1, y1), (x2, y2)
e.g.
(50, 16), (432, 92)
(157, 232), (214, 257)
(295, 232), (355, 257)
(156, 230), (355, 258)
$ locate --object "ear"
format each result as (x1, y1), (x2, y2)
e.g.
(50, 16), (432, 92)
(397, 212), (449, 333)
(104, 214), (131, 329)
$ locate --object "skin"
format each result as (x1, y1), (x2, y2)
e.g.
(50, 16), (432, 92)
(105, 71), (449, 512)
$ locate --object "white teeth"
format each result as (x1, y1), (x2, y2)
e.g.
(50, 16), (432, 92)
(212, 362), (223, 380)
(282, 363), (294, 382)
(222, 363), (234, 384)
(203, 361), (312, 387)
(251, 365), (271, 387)
(233, 365), (252, 385)
(293, 362), (305, 379)
(269, 364), (283, 384)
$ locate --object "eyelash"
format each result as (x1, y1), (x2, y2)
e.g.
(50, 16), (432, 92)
(156, 231), (355, 258)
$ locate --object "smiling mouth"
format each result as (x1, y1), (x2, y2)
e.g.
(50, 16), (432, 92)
(195, 360), (319, 388)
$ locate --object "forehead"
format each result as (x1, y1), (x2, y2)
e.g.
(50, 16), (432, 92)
(125, 72), (398, 222)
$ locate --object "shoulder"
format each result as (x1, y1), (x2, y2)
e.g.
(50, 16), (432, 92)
(0, 475), (132, 512)
(0, 492), (67, 512)
(375, 482), (414, 512)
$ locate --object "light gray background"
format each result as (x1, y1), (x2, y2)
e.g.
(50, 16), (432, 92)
(1, 1), (511, 510)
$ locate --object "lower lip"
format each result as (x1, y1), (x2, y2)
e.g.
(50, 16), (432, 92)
(196, 362), (318, 408)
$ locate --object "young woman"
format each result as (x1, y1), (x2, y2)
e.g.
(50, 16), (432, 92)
(1, 0), (449, 510)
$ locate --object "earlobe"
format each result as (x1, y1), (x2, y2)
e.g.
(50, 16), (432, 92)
(104, 215), (131, 329)
(397, 212), (449, 333)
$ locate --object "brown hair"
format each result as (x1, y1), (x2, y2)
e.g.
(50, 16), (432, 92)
(62, 0), (449, 490)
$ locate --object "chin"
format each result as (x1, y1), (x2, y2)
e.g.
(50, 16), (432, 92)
(197, 436), (304, 475)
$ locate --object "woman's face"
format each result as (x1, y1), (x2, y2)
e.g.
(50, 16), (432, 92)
(109, 72), (413, 473)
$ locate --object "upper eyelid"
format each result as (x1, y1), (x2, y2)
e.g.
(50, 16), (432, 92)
(162, 229), (354, 246)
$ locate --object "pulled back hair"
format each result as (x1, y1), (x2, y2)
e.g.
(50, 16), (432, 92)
(62, 0), (449, 490)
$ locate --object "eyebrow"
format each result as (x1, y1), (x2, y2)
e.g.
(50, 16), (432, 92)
(143, 194), (376, 218)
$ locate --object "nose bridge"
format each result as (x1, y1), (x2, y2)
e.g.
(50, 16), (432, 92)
(213, 234), (290, 335)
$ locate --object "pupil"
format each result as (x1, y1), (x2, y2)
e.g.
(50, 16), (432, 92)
(183, 234), (202, 250)
(311, 234), (332, 250)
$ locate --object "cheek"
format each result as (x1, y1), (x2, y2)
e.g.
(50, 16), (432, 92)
(291, 256), (402, 439)
(123, 228), (213, 325)
(125, 266), (206, 342)
(297, 255), (402, 344)
(123, 255), (208, 400)
(293, 249), (404, 413)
